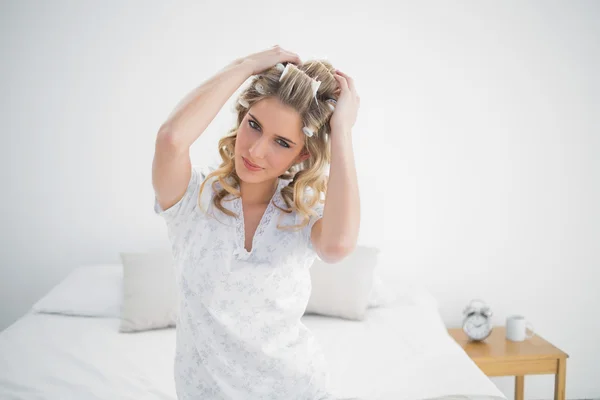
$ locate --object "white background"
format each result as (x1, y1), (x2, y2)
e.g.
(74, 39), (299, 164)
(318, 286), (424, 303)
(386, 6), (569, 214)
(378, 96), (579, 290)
(1, 1), (598, 398)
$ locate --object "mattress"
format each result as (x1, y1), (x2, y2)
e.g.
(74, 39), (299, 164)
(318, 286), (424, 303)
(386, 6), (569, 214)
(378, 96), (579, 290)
(0, 294), (507, 400)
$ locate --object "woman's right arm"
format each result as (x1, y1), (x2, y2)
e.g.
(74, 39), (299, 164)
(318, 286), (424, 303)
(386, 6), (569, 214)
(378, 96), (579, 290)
(158, 45), (302, 149)
(153, 58), (252, 213)
(153, 47), (300, 214)
(157, 57), (254, 149)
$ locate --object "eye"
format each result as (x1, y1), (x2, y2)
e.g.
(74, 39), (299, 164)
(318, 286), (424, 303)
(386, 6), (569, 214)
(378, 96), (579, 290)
(248, 120), (260, 130)
(276, 139), (290, 148)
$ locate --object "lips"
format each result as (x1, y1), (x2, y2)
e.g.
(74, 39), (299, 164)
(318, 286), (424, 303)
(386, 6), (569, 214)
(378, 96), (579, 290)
(242, 157), (263, 169)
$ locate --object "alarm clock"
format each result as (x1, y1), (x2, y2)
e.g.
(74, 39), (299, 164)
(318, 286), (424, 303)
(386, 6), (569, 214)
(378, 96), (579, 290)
(462, 299), (493, 341)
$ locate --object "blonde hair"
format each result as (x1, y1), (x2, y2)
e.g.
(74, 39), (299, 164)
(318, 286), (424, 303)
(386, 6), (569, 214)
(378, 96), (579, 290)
(197, 60), (338, 231)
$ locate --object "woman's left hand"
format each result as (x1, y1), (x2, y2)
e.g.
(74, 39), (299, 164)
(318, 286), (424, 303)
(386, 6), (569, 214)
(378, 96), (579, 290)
(329, 69), (360, 135)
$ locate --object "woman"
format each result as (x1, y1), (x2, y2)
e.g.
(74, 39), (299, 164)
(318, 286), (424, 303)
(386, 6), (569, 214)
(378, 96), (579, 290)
(153, 45), (361, 399)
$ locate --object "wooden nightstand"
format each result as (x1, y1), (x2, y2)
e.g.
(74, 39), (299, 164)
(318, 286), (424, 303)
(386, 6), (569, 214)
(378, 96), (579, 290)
(448, 326), (568, 400)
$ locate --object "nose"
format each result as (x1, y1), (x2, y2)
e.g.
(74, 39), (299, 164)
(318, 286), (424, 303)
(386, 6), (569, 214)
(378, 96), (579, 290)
(249, 136), (270, 160)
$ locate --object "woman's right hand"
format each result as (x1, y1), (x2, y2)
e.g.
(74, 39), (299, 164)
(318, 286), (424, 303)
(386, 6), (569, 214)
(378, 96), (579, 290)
(238, 45), (302, 76)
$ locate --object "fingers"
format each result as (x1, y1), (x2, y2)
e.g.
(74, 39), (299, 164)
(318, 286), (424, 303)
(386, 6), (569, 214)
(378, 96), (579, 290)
(289, 53), (302, 65)
(335, 70), (357, 95)
(282, 50), (302, 65)
(334, 71), (354, 97)
(333, 73), (349, 92)
(271, 45), (302, 65)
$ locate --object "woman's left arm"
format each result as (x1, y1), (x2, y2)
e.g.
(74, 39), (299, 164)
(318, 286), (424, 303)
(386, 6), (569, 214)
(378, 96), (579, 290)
(311, 69), (361, 263)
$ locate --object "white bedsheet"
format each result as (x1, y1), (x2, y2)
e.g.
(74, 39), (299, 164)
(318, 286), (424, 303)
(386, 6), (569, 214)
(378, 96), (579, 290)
(302, 301), (506, 400)
(0, 297), (507, 400)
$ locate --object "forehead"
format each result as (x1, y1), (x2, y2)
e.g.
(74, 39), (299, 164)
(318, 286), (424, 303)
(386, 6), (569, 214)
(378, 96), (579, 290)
(247, 98), (304, 142)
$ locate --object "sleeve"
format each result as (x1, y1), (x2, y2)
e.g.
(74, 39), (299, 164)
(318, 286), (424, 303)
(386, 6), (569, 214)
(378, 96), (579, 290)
(153, 165), (207, 223)
(302, 201), (324, 251)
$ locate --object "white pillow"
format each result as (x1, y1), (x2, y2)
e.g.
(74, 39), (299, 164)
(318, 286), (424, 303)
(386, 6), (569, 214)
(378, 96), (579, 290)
(30, 247), (397, 326)
(118, 250), (178, 333)
(31, 264), (122, 317)
(304, 245), (380, 320)
(368, 272), (397, 308)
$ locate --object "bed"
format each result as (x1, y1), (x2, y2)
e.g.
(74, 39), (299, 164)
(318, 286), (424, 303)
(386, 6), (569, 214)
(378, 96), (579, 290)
(0, 281), (507, 400)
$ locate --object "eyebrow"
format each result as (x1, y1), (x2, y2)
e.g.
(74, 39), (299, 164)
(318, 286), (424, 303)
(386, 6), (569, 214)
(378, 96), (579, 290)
(248, 113), (297, 145)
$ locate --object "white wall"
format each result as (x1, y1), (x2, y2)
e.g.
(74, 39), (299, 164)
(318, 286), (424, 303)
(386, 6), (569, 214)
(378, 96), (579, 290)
(1, 0), (598, 398)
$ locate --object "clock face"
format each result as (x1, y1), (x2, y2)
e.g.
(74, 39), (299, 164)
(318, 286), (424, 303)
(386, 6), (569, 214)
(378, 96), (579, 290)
(464, 314), (491, 340)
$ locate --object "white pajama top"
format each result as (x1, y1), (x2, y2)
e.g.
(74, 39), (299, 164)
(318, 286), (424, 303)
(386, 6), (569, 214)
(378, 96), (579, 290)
(153, 165), (335, 400)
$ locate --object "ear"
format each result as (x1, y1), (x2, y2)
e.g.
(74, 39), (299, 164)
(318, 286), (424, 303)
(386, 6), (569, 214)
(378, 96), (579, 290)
(296, 149), (310, 163)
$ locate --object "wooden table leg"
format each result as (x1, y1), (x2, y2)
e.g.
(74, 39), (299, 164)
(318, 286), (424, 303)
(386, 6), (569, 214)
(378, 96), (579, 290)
(515, 375), (525, 400)
(555, 357), (567, 400)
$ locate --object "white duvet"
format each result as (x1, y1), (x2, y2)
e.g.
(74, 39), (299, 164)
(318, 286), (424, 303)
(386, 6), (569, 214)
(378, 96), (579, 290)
(0, 293), (507, 400)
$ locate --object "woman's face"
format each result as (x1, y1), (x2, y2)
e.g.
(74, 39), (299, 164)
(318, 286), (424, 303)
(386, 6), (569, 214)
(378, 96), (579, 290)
(235, 97), (310, 183)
